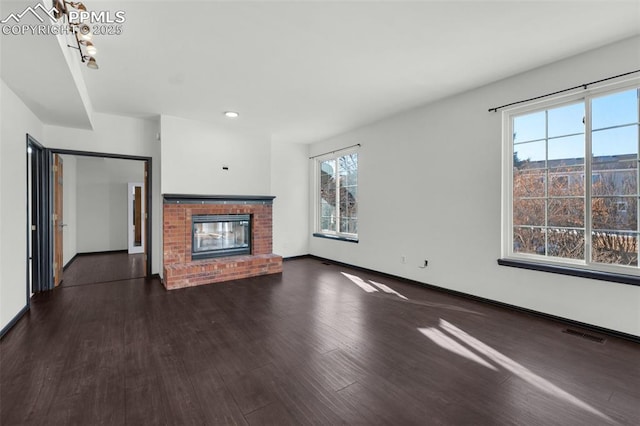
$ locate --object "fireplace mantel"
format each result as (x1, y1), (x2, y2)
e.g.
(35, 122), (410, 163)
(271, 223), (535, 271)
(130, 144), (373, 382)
(162, 194), (282, 290)
(163, 194), (276, 205)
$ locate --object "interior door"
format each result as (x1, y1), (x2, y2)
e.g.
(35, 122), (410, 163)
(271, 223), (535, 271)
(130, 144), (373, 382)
(128, 182), (144, 254)
(53, 154), (64, 287)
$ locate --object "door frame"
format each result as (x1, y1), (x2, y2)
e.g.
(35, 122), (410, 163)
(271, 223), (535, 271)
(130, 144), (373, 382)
(127, 182), (145, 254)
(28, 135), (53, 293)
(46, 149), (153, 278)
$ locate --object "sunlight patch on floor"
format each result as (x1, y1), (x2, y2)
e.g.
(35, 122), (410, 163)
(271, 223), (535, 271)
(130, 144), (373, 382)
(341, 272), (378, 293)
(341, 272), (410, 300)
(419, 319), (613, 423)
(369, 280), (408, 299)
(341, 272), (485, 316)
(418, 327), (497, 370)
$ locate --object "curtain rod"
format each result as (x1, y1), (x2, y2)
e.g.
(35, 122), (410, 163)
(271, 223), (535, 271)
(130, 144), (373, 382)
(309, 143), (361, 159)
(488, 69), (640, 113)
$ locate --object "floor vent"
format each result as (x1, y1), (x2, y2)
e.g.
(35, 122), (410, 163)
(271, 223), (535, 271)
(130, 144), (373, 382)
(562, 328), (605, 344)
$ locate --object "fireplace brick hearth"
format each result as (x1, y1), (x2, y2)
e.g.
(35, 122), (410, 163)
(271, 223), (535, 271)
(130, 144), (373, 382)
(162, 195), (283, 290)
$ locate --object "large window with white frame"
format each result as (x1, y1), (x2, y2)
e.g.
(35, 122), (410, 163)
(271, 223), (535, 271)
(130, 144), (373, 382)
(315, 150), (358, 241)
(503, 81), (640, 274)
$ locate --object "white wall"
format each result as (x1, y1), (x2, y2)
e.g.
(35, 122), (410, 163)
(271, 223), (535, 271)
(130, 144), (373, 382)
(75, 157), (144, 253)
(271, 141), (309, 257)
(161, 116), (309, 258)
(0, 79), (44, 331)
(60, 154), (77, 266)
(44, 113), (161, 274)
(160, 115), (271, 195)
(308, 36), (640, 337)
(1, 84), (4, 329)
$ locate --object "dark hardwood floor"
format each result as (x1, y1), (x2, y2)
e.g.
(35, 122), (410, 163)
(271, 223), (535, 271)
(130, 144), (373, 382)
(61, 252), (145, 287)
(1, 257), (639, 425)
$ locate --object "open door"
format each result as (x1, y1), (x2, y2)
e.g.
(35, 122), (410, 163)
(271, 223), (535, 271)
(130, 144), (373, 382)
(144, 161), (149, 275)
(53, 154), (64, 287)
(128, 182), (145, 254)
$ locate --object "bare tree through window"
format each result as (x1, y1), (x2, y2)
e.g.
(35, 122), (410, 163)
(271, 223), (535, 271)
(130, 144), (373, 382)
(319, 152), (358, 236)
(510, 87), (639, 267)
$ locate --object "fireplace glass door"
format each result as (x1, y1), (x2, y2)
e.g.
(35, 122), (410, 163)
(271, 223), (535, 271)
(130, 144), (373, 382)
(192, 214), (251, 259)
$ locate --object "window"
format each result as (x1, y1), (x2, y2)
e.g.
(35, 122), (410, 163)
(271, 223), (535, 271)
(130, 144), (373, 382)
(504, 82), (640, 275)
(315, 150), (358, 241)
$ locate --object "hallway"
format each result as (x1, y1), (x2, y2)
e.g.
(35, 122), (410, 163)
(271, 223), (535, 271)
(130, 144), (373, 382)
(60, 252), (145, 287)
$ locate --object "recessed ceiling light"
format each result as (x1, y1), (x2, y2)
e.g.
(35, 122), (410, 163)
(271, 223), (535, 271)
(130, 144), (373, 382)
(224, 111), (239, 118)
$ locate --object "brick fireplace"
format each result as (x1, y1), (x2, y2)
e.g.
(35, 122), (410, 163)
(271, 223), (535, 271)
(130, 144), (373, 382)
(162, 195), (283, 290)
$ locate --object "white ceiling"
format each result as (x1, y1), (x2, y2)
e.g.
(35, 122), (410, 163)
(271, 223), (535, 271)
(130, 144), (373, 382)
(0, 0), (93, 128)
(3, 1), (640, 143)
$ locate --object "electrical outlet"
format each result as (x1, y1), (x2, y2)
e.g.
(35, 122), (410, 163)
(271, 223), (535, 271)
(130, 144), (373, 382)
(424, 260), (428, 267)
(401, 255), (406, 264)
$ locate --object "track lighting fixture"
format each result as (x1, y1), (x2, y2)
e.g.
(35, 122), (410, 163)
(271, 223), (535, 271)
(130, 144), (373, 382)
(86, 57), (99, 70)
(54, 1), (99, 70)
(82, 40), (96, 56)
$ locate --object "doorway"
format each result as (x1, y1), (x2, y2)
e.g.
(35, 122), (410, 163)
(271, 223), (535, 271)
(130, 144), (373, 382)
(28, 146), (153, 293)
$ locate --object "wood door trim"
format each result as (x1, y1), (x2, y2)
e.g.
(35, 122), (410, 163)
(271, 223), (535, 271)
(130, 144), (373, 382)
(53, 154), (63, 287)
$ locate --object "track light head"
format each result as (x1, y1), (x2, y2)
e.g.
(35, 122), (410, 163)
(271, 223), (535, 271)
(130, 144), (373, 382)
(86, 57), (99, 70)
